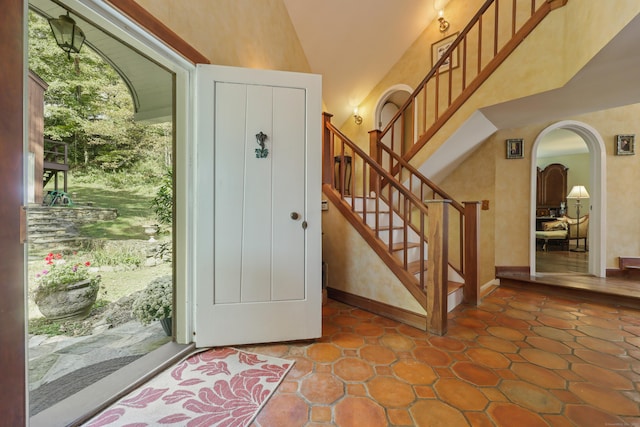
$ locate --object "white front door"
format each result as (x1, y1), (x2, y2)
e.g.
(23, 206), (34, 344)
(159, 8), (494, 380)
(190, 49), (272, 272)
(194, 65), (322, 347)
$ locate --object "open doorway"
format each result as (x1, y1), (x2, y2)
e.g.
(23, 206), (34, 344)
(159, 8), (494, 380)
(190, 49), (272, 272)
(26, 0), (179, 416)
(530, 121), (607, 277)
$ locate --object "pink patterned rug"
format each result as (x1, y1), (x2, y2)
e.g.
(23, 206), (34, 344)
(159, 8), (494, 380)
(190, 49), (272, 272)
(83, 348), (293, 427)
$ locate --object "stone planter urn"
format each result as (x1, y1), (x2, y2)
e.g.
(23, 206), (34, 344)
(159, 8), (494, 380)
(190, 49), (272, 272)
(35, 278), (99, 321)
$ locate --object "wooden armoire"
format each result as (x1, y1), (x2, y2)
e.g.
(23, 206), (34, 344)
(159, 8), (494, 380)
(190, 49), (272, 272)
(536, 163), (568, 216)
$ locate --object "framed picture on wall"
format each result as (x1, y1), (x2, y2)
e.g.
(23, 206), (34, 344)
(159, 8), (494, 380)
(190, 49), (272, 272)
(506, 138), (524, 159)
(615, 134), (635, 155)
(431, 33), (459, 73)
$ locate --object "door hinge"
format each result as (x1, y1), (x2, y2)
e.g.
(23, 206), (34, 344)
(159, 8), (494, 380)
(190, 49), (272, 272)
(302, 221), (308, 230)
(20, 206), (27, 244)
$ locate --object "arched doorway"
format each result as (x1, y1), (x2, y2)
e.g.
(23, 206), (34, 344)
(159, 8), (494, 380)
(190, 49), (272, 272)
(374, 84), (413, 166)
(530, 121), (607, 277)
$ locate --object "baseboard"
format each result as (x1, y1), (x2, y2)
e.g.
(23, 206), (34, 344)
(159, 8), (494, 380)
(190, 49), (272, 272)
(327, 288), (427, 331)
(495, 266), (530, 276)
(607, 268), (640, 279)
(480, 279), (500, 298)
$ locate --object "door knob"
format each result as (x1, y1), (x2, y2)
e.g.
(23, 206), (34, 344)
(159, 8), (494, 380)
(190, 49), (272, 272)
(290, 212), (300, 220)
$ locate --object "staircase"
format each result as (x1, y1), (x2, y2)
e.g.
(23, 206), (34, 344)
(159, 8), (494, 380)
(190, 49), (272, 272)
(322, 0), (567, 335)
(344, 195), (465, 312)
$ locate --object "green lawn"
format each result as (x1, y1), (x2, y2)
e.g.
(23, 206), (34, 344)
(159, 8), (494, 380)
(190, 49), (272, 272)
(46, 173), (164, 240)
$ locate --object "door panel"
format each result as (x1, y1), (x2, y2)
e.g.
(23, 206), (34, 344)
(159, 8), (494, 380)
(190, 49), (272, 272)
(195, 65), (322, 347)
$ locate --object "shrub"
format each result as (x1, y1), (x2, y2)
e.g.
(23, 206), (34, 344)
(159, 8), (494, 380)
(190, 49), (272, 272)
(152, 169), (173, 226)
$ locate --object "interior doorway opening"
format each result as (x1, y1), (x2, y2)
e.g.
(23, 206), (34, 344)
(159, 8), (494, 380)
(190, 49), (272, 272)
(530, 121), (607, 277)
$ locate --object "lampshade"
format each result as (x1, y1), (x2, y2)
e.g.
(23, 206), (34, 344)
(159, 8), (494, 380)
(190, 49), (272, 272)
(49, 12), (86, 58)
(567, 185), (590, 199)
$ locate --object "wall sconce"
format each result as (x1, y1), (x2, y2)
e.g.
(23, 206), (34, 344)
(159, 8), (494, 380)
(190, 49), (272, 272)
(353, 107), (363, 125)
(437, 10), (450, 33)
(49, 11), (86, 58)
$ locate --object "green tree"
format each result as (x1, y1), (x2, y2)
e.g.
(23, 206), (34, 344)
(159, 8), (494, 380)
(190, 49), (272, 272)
(28, 10), (170, 173)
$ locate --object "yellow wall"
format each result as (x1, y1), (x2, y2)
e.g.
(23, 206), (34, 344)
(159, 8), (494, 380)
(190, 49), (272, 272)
(133, 0), (311, 72)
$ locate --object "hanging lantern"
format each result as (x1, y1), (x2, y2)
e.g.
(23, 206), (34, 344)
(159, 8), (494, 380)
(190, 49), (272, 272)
(48, 12), (86, 58)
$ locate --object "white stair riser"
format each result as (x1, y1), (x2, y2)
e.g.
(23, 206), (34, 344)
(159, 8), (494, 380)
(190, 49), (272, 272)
(393, 246), (428, 265)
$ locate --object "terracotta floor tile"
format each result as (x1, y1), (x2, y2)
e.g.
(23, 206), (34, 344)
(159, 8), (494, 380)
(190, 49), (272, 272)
(333, 357), (374, 382)
(541, 308), (579, 320)
(387, 408), (413, 426)
(565, 404), (628, 427)
(307, 343), (342, 363)
(286, 356), (313, 379)
(486, 326), (525, 341)
(346, 383), (367, 396)
(255, 394), (309, 426)
(487, 402), (551, 427)
(331, 332), (365, 349)
(447, 325), (480, 340)
(569, 382), (640, 416)
(393, 360), (437, 385)
(452, 361), (500, 386)
(316, 363), (332, 373)
(467, 348), (511, 369)
(434, 378), (489, 411)
(542, 414), (577, 427)
(573, 348), (630, 370)
(360, 344), (396, 365)
(410, 400), (470, 427)
(519, 348), (569, 369)
(499, 380), (563, 413)
(549, 389), (582, 404)
(476, 335), (519, 353)
(465, 412), (494, 427)
(310, 406), (332, 423)
(525, 336), (572, 354)
(537, 314), (576, 329)
(503, 308), (537, 320)
(300, 373), (344, 404)
(480, 387), (509, 402)
(572, 365), (635, 392)
(577, 325), (626, 341)
(334, 397), (387, 427)
(511, 363), (566, 389)
(531, 326), (575, 342)
(413, 347), (452, 366)
(429, 336), (466, 352)
(367, 376), (415, 407)
(414, 385), (436, 398)
(576, 336), (626, 355)
(353, 322), (385, 337)
(252, 297), (640, 427)
(379, 333), (415, 352)
(279, 380), (299, 393)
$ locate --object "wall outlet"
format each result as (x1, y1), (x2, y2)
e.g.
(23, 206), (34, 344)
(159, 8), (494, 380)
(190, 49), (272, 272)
(321, 200), (328, 211)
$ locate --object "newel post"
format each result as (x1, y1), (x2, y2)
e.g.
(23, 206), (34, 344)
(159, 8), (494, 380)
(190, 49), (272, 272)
(424, 199), (450, 336)
(369, 130), (382, 192)
(463, 201), (481, 305)
(322, 112), (334, 186)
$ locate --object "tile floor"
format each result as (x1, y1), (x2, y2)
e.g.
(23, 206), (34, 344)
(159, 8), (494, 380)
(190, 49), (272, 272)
(245, 287), (640, 426)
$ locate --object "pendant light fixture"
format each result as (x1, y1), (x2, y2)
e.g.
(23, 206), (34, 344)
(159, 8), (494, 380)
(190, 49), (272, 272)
(48, 11), (86, 58)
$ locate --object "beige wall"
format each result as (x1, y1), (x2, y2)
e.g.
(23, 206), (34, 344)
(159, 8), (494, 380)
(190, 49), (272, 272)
(133, 0), (311, 72)
(447, 104), (640, 271)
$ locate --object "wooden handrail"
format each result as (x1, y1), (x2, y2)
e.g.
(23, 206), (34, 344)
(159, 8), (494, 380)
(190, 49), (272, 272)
(379, 0), (564, 163)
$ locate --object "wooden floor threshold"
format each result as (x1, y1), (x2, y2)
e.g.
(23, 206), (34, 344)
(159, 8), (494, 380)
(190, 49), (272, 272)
(497, 272), (640, 310)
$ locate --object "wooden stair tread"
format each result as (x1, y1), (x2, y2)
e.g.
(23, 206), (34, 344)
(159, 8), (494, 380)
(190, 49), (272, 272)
(406, 260), (427, 275)
(448, 281), (464, 294)
(376, 225), (404, 231)
(391, 242), (420, 251)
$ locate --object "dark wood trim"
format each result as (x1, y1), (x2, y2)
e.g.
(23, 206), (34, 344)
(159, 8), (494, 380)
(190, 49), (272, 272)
(30, 342), (195, 427)
(327, 288), (427, 331)
(618, 257), (640, 270)
(607, 267), (640, 280)
(0, 1), (26, 424)
(498, 275), (640, 311)
(495, 266), (530, 276)
(106, 0), (210, 64)
(323, 185), (427, 307)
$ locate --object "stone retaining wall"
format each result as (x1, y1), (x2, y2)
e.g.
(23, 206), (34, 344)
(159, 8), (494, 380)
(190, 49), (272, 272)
(27, 205), (118, 250)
